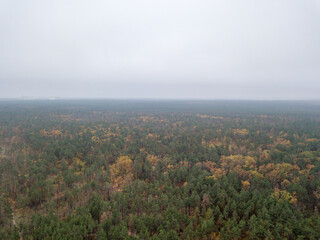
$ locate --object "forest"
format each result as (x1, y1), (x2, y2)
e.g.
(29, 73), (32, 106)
(0, 100), (319, 240)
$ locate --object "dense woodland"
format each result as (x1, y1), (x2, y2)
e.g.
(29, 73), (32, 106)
(0, 100), (320, 239)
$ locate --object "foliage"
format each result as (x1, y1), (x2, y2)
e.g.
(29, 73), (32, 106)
(0, 100), (319, 239)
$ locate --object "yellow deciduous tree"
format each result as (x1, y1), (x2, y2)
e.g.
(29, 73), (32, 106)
(271, 188), (297, 204)
(241, 180), (251, 190)
(110, 156), (133, 191)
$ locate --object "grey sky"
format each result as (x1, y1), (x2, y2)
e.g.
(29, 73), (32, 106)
(0, 0), (320, 99)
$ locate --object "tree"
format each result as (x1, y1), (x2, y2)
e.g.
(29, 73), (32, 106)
(89, 193), (103, 223)
(110, 156), (133, 190)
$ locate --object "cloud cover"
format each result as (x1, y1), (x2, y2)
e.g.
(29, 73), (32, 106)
(0, 0), (320, 99)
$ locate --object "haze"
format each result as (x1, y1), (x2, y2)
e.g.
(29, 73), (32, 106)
(0, 0), (320, 99)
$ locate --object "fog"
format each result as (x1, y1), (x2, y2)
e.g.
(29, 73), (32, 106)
(1, 0), (319, 99)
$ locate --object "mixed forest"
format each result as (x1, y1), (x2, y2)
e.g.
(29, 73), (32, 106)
(0, 100), (320, 240)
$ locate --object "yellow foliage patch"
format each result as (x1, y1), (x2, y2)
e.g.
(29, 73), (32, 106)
(233, 128), (249, 135)
(241, 180), (250, 190)
(40, 129), (63, 137)
(305, 138), (318, 142)
(249, 170), (264, 179)
(110, 156), (133, 191)
(74, 157), (85, 168)
(271, 188), (297, 204)
(147, 154), (159, 166)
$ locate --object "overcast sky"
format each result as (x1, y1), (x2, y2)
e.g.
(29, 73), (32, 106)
(0, 0), (320, 99)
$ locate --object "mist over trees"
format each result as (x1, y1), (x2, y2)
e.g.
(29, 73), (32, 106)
(0, 100), (319, 239)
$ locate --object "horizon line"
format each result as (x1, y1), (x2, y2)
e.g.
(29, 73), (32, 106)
(1, 97), (320, 102)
